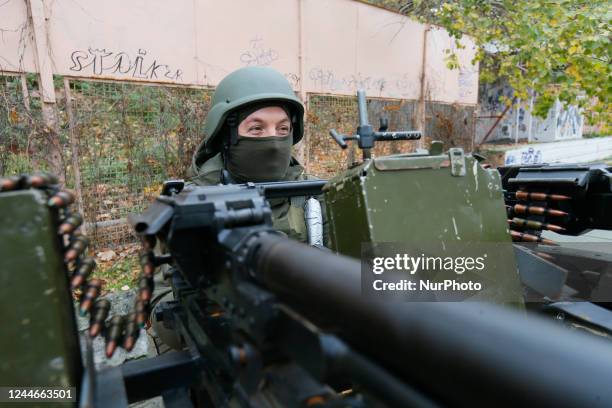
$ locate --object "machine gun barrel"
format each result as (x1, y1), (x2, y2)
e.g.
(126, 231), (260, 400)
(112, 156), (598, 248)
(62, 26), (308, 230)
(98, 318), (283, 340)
(250, 234), (612, 407)
(255, 179), (328, 199)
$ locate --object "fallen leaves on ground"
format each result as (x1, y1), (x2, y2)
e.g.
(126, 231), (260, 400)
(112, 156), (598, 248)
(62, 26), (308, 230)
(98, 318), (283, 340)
(91, 243), (141, 294)
(96, 249), (116, 261)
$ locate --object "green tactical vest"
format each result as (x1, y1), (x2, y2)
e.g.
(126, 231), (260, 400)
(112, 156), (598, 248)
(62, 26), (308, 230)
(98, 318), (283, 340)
(188, 153), (313, 243)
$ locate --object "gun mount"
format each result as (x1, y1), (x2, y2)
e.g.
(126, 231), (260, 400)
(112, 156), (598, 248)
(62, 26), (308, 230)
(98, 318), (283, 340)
(329, 90), (422, 160)
(3, 160), (612, 407)
(89, 182), (612, 407)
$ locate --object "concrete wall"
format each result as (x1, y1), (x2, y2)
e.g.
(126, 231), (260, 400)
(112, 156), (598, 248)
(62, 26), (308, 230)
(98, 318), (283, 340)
(476, 81), (583, 144)
(0, 0), (478, 104)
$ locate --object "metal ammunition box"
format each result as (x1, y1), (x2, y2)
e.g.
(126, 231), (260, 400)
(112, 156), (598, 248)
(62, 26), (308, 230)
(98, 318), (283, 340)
(0, 189), (81, 395)
(324, 148), (523, 304)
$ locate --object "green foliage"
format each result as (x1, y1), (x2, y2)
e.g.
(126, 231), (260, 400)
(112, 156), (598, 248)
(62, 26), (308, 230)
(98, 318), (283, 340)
(584, 131), (610, 139)
(93, 254), (139, 291)
(1, 153), (35, 175)
(401, 0), (611, 128)
(0, 76), (43, 176)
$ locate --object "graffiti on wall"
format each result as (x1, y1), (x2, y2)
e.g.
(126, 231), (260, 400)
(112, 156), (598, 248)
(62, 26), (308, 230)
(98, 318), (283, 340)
(69, 48), (183, 81)
(308, 66), (417, 97)
(557, 103), (583, 139)
(477, 81), (583, 143)
(283, 72), (300, 89)
(458, 67), (477, 98)
(504, 147), (543, 165)
(240, 36), (279, 67)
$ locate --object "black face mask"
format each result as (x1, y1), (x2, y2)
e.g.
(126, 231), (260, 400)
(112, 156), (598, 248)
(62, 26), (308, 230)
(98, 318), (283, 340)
(226, 134), (292, 183)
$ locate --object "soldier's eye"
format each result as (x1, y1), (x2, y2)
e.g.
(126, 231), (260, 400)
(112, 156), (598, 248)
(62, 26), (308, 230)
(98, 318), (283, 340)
(249, 126), (263, 132)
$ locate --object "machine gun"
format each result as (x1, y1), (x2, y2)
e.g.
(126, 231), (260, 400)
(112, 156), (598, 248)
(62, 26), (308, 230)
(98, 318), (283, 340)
(87, 180), (612, 407)
(5, 173), (612, 407)
(2, 90), (612, 407)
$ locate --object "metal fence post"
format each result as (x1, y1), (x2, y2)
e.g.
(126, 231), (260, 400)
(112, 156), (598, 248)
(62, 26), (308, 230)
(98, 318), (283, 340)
(63, 77), (87, 234)
(27, 0), (64, 183)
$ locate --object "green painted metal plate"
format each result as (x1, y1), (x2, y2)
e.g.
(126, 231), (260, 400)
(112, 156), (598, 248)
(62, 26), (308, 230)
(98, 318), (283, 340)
(0, 190), (81, 401)
(325, 151), (523, 305)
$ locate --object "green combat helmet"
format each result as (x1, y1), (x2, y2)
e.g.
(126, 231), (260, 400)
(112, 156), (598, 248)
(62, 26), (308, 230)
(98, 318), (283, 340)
(191, 66), (305, 170)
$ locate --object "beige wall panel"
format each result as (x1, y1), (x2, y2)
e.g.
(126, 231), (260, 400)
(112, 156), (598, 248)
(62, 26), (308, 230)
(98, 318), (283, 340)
(354, 1), (423, 99)
(0, 0), (37, 73)
(0, 0), (478, 104)
(302, 0), (359, 96)
(196, 0), (300, 88)
(425, 27), (479, 105)
(48, 0), (198, 84)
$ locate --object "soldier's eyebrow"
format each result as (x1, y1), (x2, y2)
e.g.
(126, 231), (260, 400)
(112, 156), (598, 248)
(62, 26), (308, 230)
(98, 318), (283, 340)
(244, 117), (290, 124)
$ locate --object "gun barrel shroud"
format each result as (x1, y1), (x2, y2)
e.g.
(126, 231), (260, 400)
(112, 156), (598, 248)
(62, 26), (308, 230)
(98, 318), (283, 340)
(251, 234), (612, 407)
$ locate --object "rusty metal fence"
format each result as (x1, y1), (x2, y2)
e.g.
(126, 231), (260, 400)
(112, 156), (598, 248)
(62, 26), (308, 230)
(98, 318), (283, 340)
(0, 74), (44, 175)
(1, 74), (475, 249)
(1, 74), (212, 247)
(65, 80), (212, 247)
(306, 94), (476, 178)
(306, 94), (419, 177)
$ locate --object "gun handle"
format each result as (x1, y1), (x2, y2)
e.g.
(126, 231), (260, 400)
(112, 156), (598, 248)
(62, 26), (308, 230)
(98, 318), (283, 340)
(329, 129), (348, 149)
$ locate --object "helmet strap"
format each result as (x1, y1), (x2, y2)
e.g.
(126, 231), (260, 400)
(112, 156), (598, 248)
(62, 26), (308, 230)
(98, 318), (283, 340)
(226, 113), (239, 146)
(221, 113), (240, 184)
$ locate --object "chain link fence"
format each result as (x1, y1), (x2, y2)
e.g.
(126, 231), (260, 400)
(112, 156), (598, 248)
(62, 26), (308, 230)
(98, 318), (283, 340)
(1, 74), (212, 248)
(306, 94), (418, 177)
(0, 74), (45, 175)
(424, 101), (476, 150)
(1, 74), (475, 249)
(306, 94), (476, 178)
(64, 80), (212, 248)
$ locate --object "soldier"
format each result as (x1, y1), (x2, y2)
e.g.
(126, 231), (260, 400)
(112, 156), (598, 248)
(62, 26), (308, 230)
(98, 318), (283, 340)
(152, 67), (325, 349)
(188, 66), (324, 244)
